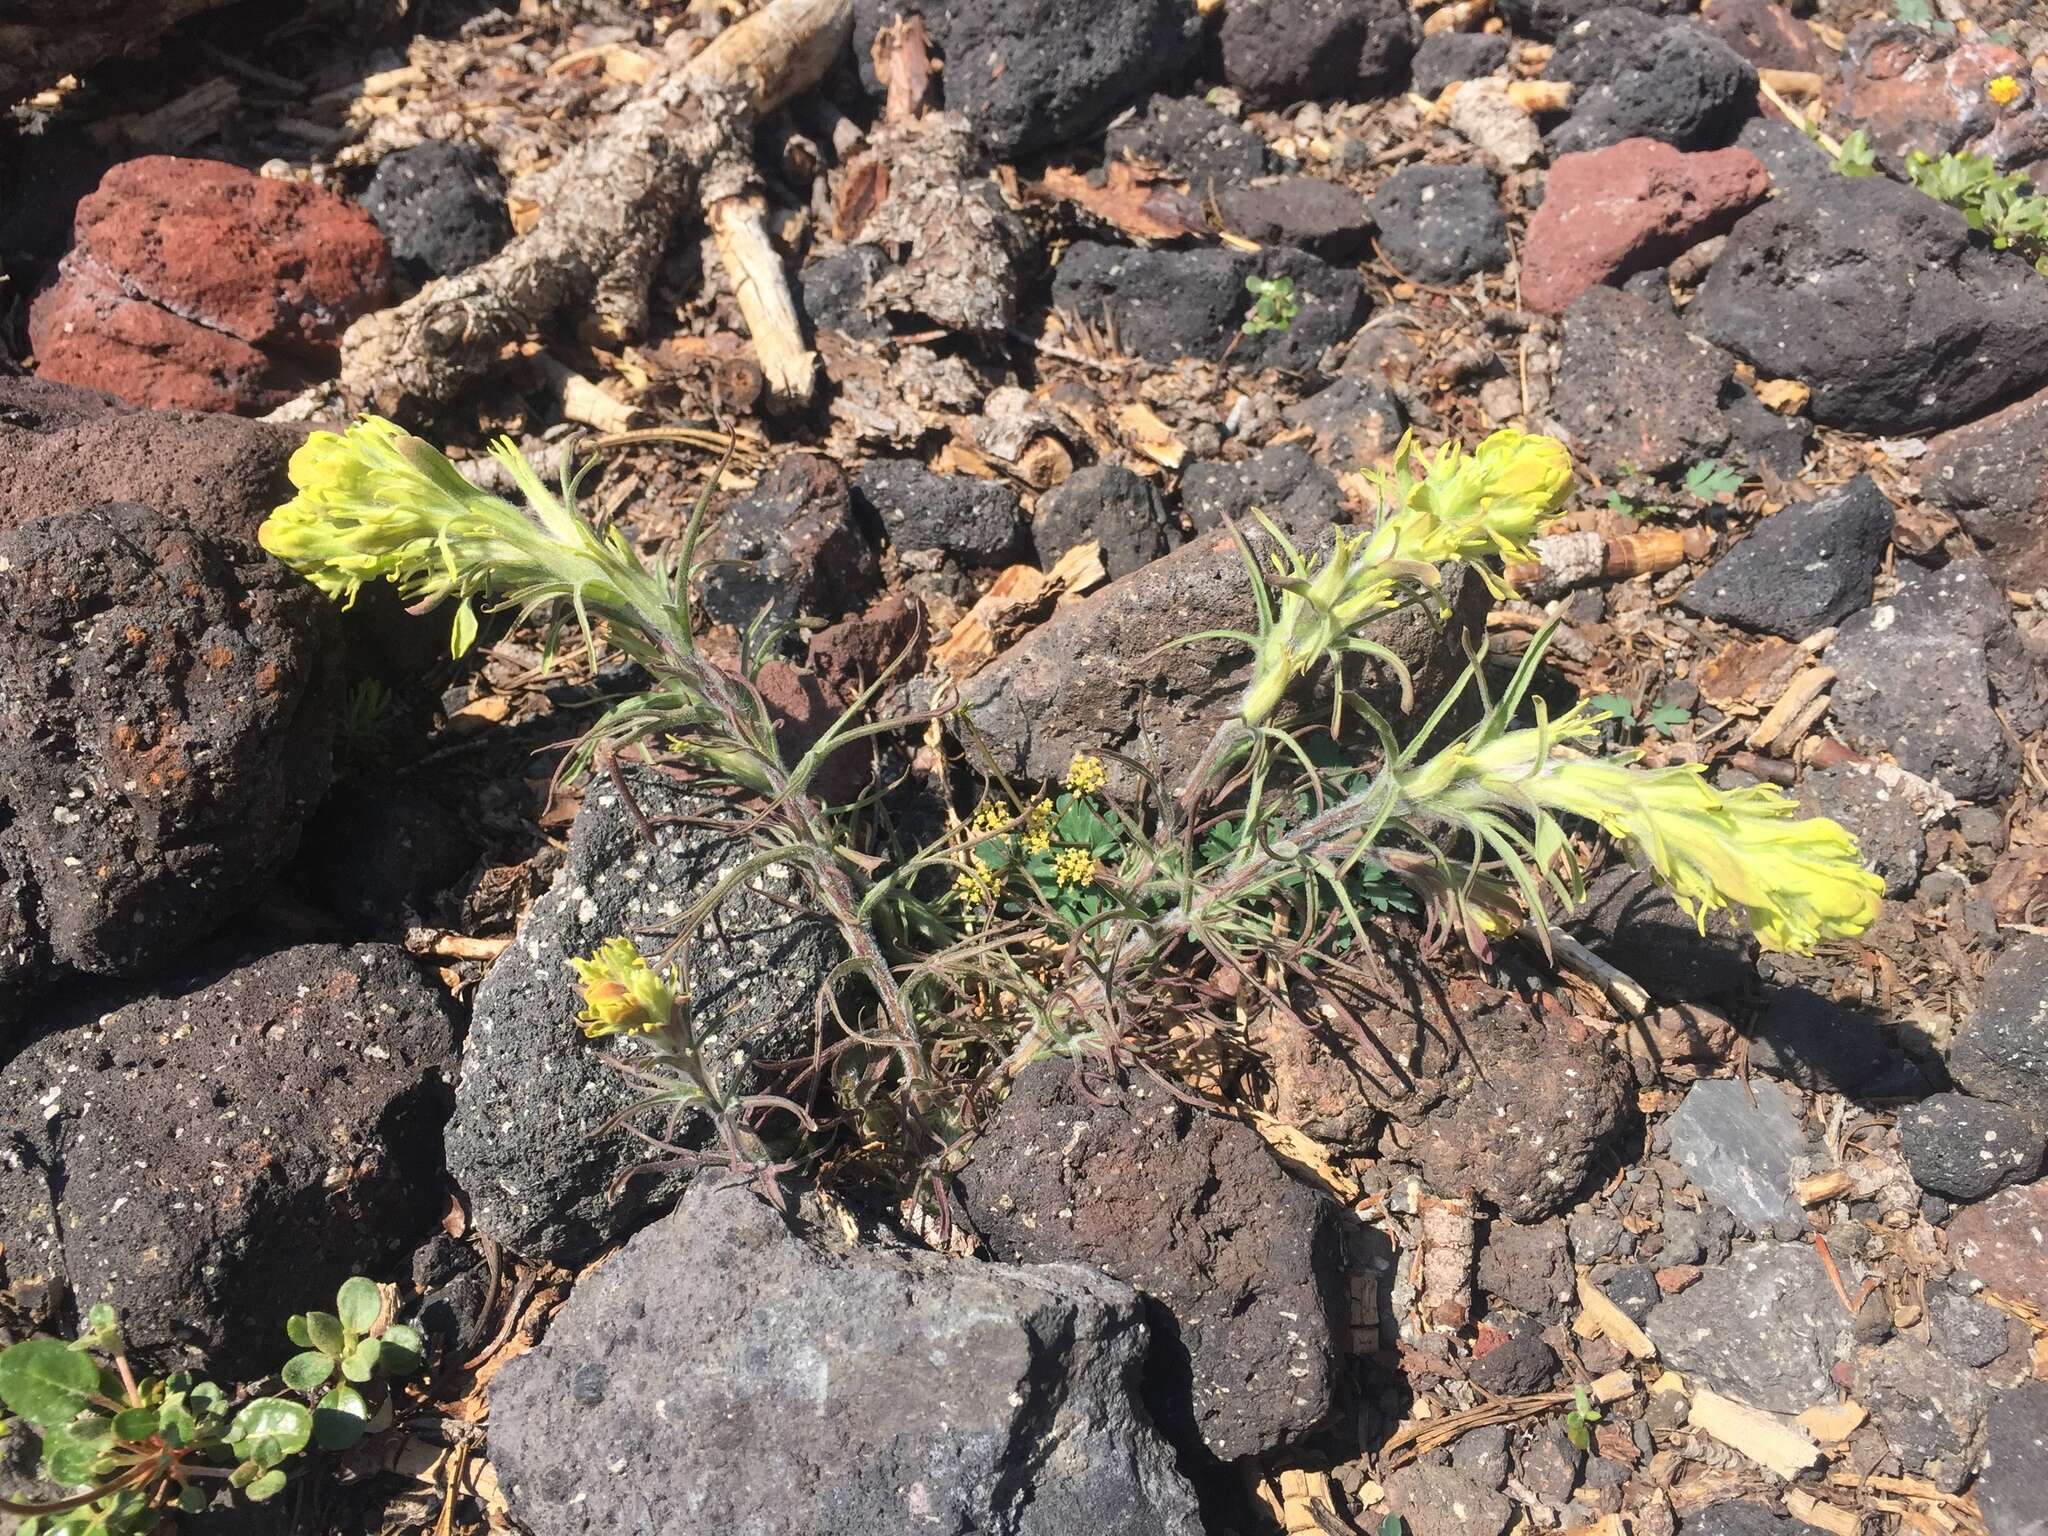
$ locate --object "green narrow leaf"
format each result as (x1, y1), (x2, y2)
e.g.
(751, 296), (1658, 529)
(335, 1278), (382, 1337)
(0, 1340), (103, 1427)
(450, 596), (480, 658)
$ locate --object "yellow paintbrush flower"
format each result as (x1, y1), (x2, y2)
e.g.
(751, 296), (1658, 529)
(1239, 431), (1576, 726)
(1402, 704), (1883, 954)
(568, 937), (679, 1038)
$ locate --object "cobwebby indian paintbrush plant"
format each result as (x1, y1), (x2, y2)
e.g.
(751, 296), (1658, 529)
(259, 418), (1882, 1187)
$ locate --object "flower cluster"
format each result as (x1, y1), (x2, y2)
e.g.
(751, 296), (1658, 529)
(1064, 753), (1107, 795)
(1240, 430), (1573, 726)
(1399, 703), (1883, 954)
(1052, 848), (1094, 888)
(568, 937), (679, 1037)
(1989, 73), (2022, 107)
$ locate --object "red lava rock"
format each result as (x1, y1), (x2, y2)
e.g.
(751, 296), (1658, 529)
(1521, 138), (1769, 316)
(1698, 0), (1821, 73)
(1948, 1179), (2048, 1312)
(29, 156), (390, 412)
(1655, 1264), (1703, 1293)
(1838, 21), (2048, 173)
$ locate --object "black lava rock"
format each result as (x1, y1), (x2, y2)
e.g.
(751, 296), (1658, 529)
(697, 453), (880, 629)
(1412, 30), (1512, 97)
(1949, 934), (2048, 1130)
(1546, 19), (1757, 154)
(1282, 375), (1406, 469)
(1899, 1093), (2047, 1202)
(1181, 443), (1347, 534)
(1735, 116), (1838, 198)
(359, 139), (511, 282)
(1104, 93), (1274, 192)
(1827, 560), (2048, 804)
(1797, 762), (1925, 899)
(1467, 1332), (1561, 1395)
(1221, 0), (1419, 108)
(1217, 176), (1373, 261)
(1368, 163), (1509, 284)
(855, 0), (1200, 157)
(1927, 1282), (2021, 1369)
(1722, 380), (1812, 477)
(1553, 284), (1732, 479)
(0, 944), (457, 1376)
(799, 244), (889, 340)
(1695, 175), (2048, 434)
(1032, 463), (1170, 579)
(854, 458), (1026, 562)
(1678, 474), (1893, 638)
(1572, 865), (1751, 1001)
(1979, 1382), (2048, 1536)
(1050, 241), (1368, 373)
(1748, 986), (1933, 1100)
(1503, 0), (1685, 41)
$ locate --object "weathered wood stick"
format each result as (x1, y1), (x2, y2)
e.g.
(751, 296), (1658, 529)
(338, 0), (851, 421)
(708, 194), (818, 408)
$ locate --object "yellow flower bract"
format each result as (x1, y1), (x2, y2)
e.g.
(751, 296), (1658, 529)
(568, 937), (678, 1038)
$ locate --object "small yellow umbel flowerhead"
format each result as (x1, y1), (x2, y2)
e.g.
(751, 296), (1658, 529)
(1989, 73), (2023, 108)
(568, 938), (678, 1038)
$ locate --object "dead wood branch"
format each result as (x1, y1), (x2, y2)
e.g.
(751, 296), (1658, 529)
(337, 0), (850, 420)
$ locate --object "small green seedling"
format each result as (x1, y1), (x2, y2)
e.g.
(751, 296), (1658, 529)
(1242, 274), (1299, 335)
(1588, 693), (1637, 729)
(283, 1277), (424, 1451)
(1645, 701), (1693, 739)
(1564, 1382), (1604, 1453)
(1683, 459), (1744, 503)
(1832, 128), (1878, 178)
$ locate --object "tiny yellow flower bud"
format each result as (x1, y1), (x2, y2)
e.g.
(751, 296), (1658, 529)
(568, 937), (677, 1037)
(1021, 798), (1057, 855)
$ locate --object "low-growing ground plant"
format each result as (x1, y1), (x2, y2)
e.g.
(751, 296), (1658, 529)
(0, 1282), (420, 1533)
(255, 419), (1882, 1199)
(1242, 273), (1299, 334)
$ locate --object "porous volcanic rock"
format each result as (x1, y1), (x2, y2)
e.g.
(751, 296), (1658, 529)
(956, 1062), (1346, 1461)
(0, 502), (341, 1023)
(490, 1179), (1203, 1536)
(1919, 381), (2048, 594)
(29, 156), (391, 413)
(0, 943), (457, 1376)
(1693, 175), (2048, 434)
(1220, 0), (1419, 108)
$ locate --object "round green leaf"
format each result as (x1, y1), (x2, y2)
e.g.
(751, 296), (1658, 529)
(0, 1340), (101, 1427)
(376, 1324), (424, 1377)
(340, 1338), (380, 1384)
(336, 1278), (382, 1337)
(244, 1467), (289, 1502)
(303, 1311), (346, 1359)
(109, 1405), (159, 1442)
(39, 1421), (111, 1487)
(228, 1397), (312, 1460)
(281, 1351), (336, 1393)
(312, 1385), (368, 1451)
(285, 1314), (313, 1349)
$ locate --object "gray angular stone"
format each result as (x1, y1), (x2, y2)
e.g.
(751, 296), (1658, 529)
(1546, 20), (1756, 155)
(1104, 93), (1274, 192)
(1677, 475), (1893, 639)
(1928, 1283), (2023, 1370)
(1827, 560), (2047, 804)
(1735, 117), (1837, 198)
(1369, 163), (1509, 284)
(1504, 0), (1685, 40)
(1383, 1464), (1513, 1536)
(1900, 1093), (2046, 1203)
(1978, 1381), (2048, 1536)
(1680, 1505), (1798, 1535)
(1031, 463), (1170, 580)
(443, 769), (839, 1267)
(1282, 375), (1406, 470)
(956, 1063), (1344, 1461)
(1221, 0), (1418, 108)
(1664, 1078), (1812, 1237)
(490, 1180), (1203, 1536)
(1855, 1336), (1989, 1491)
(1949, 934), (2048, 1131)
(1797, 762), (1925, 899)
(855, 457), (1026, 563)
(1920, 380), (2048, 593)
(1646, 1241), (1861, 1413)
(1050, 241), (1368, 374)
(1695, 176), (2048, 434)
